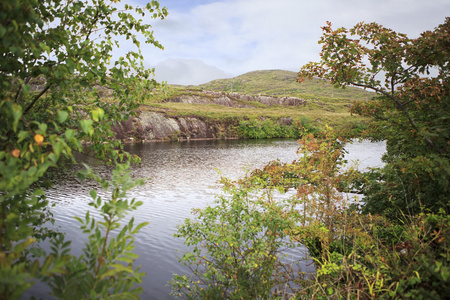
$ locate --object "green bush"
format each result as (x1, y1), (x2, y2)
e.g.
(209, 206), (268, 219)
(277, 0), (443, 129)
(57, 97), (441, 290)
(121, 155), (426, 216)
(295, 211), (450, 299)
(171, 178), (304, 299)
(236, 117), (317, 139)
(361, 154), (450, 218)
(42, 163), (149, 299)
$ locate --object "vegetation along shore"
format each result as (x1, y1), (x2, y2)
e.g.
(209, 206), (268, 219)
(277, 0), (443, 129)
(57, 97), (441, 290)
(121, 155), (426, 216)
(0, 0), (448, 299)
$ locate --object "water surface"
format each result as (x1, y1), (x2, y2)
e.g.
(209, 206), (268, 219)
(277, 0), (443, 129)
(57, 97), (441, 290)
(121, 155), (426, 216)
(31, 139), (385, 299)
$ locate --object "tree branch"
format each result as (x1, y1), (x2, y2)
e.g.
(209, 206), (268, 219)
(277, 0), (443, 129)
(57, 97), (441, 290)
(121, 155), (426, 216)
(348, 81), (439, 152)
(14, 76), (31, 104)
(23, 83), (52, 115)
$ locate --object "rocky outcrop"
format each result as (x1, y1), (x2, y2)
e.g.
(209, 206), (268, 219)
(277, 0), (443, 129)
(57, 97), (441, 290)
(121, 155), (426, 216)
(113, 111), (239, 142)
(168, 90), (306, 107)
(113, 90), (306, 142)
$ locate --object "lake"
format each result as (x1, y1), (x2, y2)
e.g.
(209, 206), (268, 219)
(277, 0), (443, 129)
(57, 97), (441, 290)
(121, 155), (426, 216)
(26, 138), (385, 299)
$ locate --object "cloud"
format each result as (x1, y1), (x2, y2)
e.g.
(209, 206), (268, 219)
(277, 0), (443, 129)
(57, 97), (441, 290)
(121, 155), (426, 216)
(153, 58), (231, 85)
(137, 0), (450, 84)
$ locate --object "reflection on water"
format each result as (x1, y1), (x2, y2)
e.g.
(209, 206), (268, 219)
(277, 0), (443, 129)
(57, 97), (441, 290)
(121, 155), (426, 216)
(29, 139), (385, 299)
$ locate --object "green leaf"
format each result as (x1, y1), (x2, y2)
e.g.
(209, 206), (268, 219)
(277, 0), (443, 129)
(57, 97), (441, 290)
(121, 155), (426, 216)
(65, 129), (75, 141)
(11, 104), (22, 132)
(132, 222), (149, 234)
(58, 110), (69, 123)
(0, 26), (6, 39)
(17, 131), (30, 143)
(91, 108), (105, 122)
(38, 123), (47, 134)
(125, 252), (139, 259)
(80, 119), (94, 136)
(53, 142), (63, 155)
(39, 42), (51, 55)
(33, 189), (45, 196)
(116, 256), (134, 264)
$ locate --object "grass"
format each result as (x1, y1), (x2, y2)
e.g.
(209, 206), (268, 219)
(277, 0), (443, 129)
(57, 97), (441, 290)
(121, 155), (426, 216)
(140, 69), (375, 133)
(197, 69), (373, 100)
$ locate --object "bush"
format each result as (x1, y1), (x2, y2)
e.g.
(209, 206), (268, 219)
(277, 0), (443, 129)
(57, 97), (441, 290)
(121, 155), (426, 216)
(295, 211), (450, 299)
(361, 154), (450, 218)
(42, 163), (149, 299)
(236, 117), (316, 139)
(171, 178), (304, 299)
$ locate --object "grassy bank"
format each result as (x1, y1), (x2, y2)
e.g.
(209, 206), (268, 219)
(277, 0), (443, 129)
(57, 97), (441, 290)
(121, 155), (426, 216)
(141, 70), (373, 137)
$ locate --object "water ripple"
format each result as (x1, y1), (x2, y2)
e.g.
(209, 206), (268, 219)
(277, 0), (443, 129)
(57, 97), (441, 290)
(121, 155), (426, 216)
(33, 139), (384, 299)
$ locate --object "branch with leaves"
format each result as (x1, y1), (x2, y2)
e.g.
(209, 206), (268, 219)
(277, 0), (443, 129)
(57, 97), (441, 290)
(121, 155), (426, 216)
(298, 19), (449, 216)
(0, 1), (168, 298)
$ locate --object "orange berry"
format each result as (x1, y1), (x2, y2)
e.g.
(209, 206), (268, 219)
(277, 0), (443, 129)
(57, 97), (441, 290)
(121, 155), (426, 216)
(34, 134), (44, 146)
(12, 149), (20, 157)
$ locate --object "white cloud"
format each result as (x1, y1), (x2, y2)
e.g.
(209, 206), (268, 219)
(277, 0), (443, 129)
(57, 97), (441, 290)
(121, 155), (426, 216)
(135, 0), (450, 84)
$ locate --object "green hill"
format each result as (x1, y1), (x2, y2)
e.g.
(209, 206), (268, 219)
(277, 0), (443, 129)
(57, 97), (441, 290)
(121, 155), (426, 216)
(198, 69), (373, 102)
(142, 69), (374, 135)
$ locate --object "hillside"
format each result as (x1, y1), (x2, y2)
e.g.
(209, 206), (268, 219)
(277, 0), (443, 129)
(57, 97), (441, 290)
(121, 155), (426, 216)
(28, 70), (374, 141)
(144, 70), (371, 122)
(197, 69), (372, 101)
(118, 69), (376, 141)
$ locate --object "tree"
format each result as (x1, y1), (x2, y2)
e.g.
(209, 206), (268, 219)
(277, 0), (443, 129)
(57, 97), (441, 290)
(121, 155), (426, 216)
(0, 1), (167, 298)
(240, 127), (360, 258)
(298, 19), (450, 217)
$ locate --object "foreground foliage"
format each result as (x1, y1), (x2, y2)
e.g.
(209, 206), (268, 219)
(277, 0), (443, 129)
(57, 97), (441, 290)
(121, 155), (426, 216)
(173, 19), (449, 299)
(0, 0), (167, 298)
(295, 19), (449, 299)
(299, 18), (450, 216)
(171, 179), (304, 299)
(173, 127), (449, 299)
(44, 163), (148, 299)
(171, 128), (357, 298)
(295, 209), (450, 299)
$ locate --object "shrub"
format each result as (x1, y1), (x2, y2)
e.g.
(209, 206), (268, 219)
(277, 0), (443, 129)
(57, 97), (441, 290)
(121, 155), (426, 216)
(236, 117), (314, 139)
(171, 178), (304, 299)
(295, 211), (450, 299)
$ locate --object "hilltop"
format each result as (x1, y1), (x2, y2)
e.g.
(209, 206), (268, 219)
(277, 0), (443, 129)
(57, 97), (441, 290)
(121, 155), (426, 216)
(116, 70), (374, 141)
(197, 70), (372, 101)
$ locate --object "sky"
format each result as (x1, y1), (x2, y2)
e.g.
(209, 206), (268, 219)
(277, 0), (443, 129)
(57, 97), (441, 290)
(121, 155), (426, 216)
(126, 0), (449, 85)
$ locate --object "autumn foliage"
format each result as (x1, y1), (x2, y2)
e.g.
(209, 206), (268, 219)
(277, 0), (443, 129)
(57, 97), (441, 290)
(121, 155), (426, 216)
(173, 19), (450, 299)
(299, 18), (449, 216)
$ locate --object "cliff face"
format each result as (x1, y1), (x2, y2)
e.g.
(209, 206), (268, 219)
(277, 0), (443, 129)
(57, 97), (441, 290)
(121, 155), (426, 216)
(113, 111), (238, 142)
(170, 90), (306, 107)
(113, 90), (306, 142)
